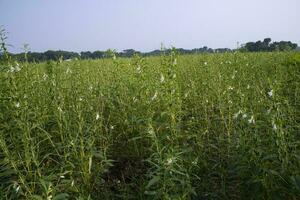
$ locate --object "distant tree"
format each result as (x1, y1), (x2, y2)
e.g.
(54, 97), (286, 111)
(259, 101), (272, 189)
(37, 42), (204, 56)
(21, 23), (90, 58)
(244, 42), (256, 52)
(270, 41), (298, 51)
(262, 38), (272, 51)
(104, 49), (117, 59)
(243, 38), (297, 52)
(41, 50), (79, 60)
(120, 49), (141, 57)
(92, 51), (104, 59)
(215, 48), (232, 53)
(80, 51), (92, 59)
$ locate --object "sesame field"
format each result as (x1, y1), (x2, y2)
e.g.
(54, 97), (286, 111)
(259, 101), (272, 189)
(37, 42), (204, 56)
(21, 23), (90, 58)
(1, 51), (300, 199)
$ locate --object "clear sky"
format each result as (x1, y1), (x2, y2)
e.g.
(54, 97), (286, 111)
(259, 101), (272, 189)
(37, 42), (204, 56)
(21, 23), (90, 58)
(1, 0), (299, 53)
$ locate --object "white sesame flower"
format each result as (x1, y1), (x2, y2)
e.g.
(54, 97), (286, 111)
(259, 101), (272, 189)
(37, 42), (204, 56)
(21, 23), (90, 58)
(151, 91), (158, 101)
(172, 74), (176, 79)
(71, 180), (74, 187)
(242, 113), (247, 119)
(184, 93), (189, 98)
(248, 115), (255, 124)
(89, 86), (93, 91)
(15, 185), (20, 193)
(228, 86), (234, 90)
(268, 90), (273, 97)
(15, 102), (20, 108)
(233, 113), (239, 119)
(96, 113), (100, 120)
(60, 175), (65, 179)
(160, 74), (165, 83)
(79, 97), (82, 101)
(247, 85), (250, 89)
(58, 107), (63, 112)
(43, 73), (48, 80)
(233, 110), (242, 119)
(8, 66), (15, 73)
(148, 127), (155, 136)
(136, 65), (141, 73)
(15, 63), (21, 72)
(66, 68), (72, 74)
(272, 121), (277, 131)
(110, 125), (114, 130)
(166, 157), (173, 165)
(173, 58), (177, 65)
(133, 97), (137, 103)
(204, 62), (207, 66)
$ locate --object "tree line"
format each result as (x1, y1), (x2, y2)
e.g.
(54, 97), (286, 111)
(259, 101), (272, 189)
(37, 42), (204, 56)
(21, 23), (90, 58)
(241, 38), (298, 52)
(2, 38), (298, 62)
(5, 47), (232, 62)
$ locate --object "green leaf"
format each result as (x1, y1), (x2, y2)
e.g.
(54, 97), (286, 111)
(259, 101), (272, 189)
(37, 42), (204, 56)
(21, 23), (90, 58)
(146, 176), (160, 189)
(54, 193), (69, 200)
(144, 190), (157, 195)
(291, 176), (300, 191)
(31, 195), (43, 200)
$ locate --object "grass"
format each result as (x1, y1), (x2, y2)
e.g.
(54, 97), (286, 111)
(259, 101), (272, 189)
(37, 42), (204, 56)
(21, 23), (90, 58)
(1, 49), (300, 199)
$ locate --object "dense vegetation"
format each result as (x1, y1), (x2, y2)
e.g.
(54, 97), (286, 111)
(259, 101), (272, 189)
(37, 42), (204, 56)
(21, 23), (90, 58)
(1, 42), (300, 199)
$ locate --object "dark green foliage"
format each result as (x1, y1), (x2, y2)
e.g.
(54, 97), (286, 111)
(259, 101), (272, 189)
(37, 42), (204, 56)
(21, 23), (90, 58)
(242, 38), (298, 52)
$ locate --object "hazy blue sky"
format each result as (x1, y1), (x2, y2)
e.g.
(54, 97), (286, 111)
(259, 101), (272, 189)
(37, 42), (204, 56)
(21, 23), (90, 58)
(1, 0), (299, 53)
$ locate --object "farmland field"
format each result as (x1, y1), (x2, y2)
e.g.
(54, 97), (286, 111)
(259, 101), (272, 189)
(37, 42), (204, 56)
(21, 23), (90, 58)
(1, 51), (300, 199)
